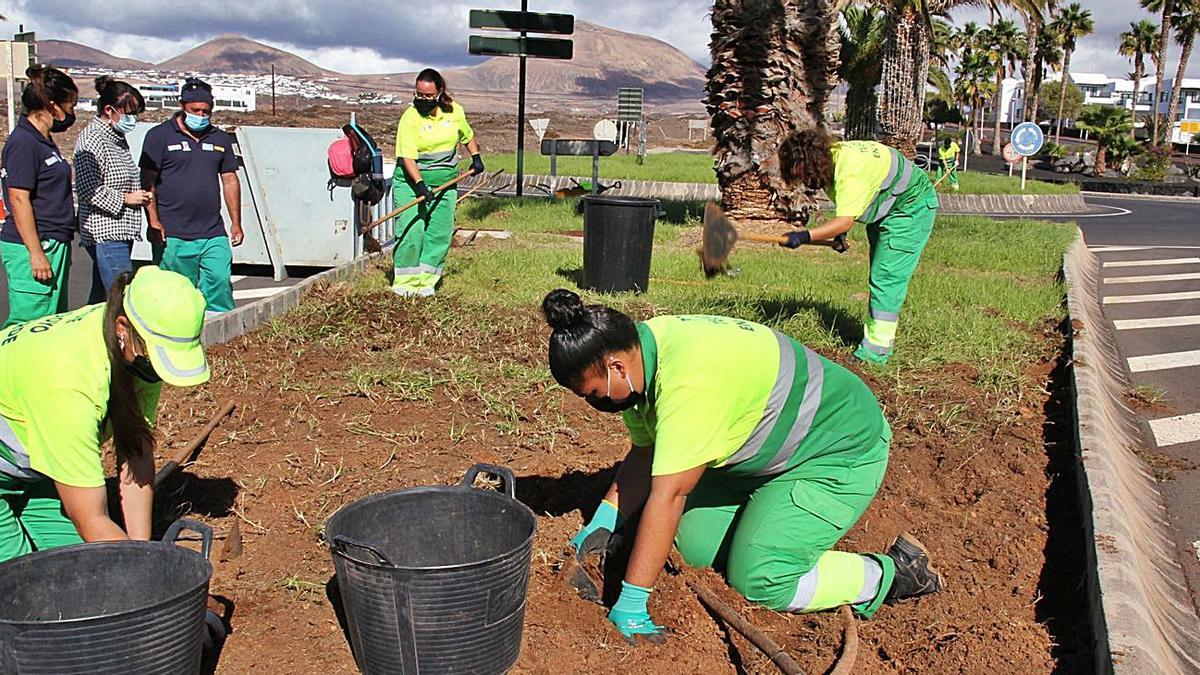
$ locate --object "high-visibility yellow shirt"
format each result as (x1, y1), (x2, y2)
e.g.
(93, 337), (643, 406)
(0, 305), (161, 488)
(395, 102), (475, 171)
(938, 142), (960, 163)
(825, 141), (894, 220)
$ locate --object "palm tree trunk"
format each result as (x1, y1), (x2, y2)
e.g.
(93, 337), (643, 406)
(1022, 18), (1039, 122)
(1055, 49), (1074, 144)
(974, 97), (985, 155)
(878, 8), (930, 157)
(1131, 65), (1143, 140)
(844, 84), (877, 140)
(1166, 36), (1195, 146)
(1030, 58), (1043, 124)
(1095, 143), (1107, 176)
(706, 0), (839, 226)
(991, 68), (1005, 155)
(1151, 1), (1174, 146)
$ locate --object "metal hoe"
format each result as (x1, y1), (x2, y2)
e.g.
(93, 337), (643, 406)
(700, 201), (848, 278)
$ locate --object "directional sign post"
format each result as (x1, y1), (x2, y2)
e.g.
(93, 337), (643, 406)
(469, 7), (574, 197)
(1010, 122), (1045, 192)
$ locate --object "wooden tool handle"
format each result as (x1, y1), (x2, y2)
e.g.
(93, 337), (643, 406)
(740, 232), (842, 248)
(361, 172), (474, 233)
(154, 401), (236, 488)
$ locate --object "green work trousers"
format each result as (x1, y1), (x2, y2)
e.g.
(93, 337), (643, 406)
(1, 239), (71, 329)
(856, 176), (938, 364)
(161, 236), (235, 313)
(675, 434), (895, 619)
(935, 162), (959, 189)
(0, 473), (82, 563)
(391, 167), (458, 297)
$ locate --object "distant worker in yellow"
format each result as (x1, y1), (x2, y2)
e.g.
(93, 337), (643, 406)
(936, 136), (960, 191)
(391, 69), (485, 297)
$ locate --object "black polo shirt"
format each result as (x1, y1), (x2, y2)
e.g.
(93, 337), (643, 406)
(1, 117), (75, 244)
(139, 114), (238, 240)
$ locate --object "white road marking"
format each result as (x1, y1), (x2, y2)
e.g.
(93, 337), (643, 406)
(1103, 290), (1200, 304)
(1149, 412), (1200, 447)
(1128, 349), (1200, 372)
(1114, 315), (1200, 330)
(1091, 245), (1200, 252)
(1103, 257), (1200, 268)
(230, 274), (247, 283)
(232, 286), (294, 301)
(1105, 272), (1200, 284)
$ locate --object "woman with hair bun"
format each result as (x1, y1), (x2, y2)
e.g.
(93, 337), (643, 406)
(541, 288), (942, 645)
(75, 76), (151, 302)
(0, 65), (78, 327)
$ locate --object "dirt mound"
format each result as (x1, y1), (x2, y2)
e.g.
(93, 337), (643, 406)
(150, 275), (1088, 673)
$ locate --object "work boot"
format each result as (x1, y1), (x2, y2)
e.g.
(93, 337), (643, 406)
(884, 532), (944, 603)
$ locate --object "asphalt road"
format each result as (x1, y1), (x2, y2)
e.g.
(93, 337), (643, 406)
(1076, 195), (1200, 608)
(0, 244), (304, 324)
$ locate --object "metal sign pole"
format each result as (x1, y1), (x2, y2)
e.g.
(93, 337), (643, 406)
(515, 0), (528, 198)
(5, 42), (14, 135)
(1021, 156), (1028, 192)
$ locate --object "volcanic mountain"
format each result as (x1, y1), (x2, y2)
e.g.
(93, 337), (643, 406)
(157, 34), (330, 77)
(39, 39), (153, 70)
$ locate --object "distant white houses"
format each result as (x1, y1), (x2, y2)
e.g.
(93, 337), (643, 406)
(990, 72), (1200, 143)
(76, 79), (257, 113)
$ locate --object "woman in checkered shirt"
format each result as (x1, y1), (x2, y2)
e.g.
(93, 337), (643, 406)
(74, 76), (153, 303)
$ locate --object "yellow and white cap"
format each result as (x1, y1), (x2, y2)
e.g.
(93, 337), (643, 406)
(122, 266), (210, 387)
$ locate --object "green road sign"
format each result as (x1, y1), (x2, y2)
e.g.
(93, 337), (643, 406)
(468, 35), (573, 60)
(618, 87), (644, 122)
(469, 10), (574, 34)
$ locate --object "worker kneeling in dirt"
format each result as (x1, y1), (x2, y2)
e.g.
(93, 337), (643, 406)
(777, 129), (938, 366)
(0, 266), (209, 562)
(542, 289), (942, 644)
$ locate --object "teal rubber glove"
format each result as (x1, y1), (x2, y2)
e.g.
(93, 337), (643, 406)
(608, 581), (668, 645)
(571, 499), (620, 554)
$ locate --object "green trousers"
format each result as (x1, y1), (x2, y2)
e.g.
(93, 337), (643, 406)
(161, 236), (235, 313)
(675, 434), (894, 619)
(935, 163), (959, 189)
(391, 167), (457, 297)
(0, 473), (82, 563)
(1, 239), (71, 329)
(855, 176), (938, 365)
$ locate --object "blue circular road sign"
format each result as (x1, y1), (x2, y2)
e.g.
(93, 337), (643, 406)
(1011, 122), (1044, 156)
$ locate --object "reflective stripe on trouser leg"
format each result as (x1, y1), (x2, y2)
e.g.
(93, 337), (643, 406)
(786, 551), (884, 614)
(861, 315), (898, 356)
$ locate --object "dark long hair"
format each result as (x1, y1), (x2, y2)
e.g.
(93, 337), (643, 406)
(95, 75), (145, 114)
(542, 289), (639, 388)
(416, 68), (454, 113)
(103, 273), (154, 468)
(779, 128), (835, 191)
(21, 65), (78, 113)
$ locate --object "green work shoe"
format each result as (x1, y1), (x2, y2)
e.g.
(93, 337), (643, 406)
(851, 345), (889, 366)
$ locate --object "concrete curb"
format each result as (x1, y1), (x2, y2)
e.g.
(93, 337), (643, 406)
(201, 248), (386, 346)
(464, 174), (1088, 215)
(1082, 190), (1200, 203)
(1063, 235), (1200, 674)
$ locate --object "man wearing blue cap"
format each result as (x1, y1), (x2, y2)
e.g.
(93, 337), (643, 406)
(139, 77), (243, 314)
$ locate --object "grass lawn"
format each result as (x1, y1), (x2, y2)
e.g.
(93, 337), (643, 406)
(369, 197), (1075, 386)
(482, 152), (1078, 196)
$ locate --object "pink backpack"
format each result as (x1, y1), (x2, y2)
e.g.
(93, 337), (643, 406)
(327, 137), (355, 179)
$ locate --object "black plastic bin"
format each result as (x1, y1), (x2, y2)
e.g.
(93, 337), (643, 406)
(0, 519), (213, 674)
(325, 464), (536, 675)
(581, 195), (659, 293)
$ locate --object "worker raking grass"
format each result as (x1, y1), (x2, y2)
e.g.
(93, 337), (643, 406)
(777, 129), (938, 365)
(541, 289), (942, 644)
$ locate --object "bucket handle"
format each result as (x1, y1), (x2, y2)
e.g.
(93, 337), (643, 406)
(459, 463), (517, 499)
(163, 518), (214, 560)
(332, 535), (394, 566)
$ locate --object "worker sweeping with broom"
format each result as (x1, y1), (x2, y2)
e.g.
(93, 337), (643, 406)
(542, 288), (942, 644)
(391, 68), (484, 297)
(776, 129), (938, 365)
(0, 266), (209, 561)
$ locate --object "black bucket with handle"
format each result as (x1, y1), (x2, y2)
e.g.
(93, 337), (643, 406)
(0, 518), (214, 674)
(325, 464), (536, 675)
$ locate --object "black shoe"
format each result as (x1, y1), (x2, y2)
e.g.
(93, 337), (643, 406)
(884, 532), (944, 603)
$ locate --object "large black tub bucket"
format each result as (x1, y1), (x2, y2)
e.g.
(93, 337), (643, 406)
(581, 194), (659, 294)
(325, 464), (536, 675)
(0, 519), (213, 674)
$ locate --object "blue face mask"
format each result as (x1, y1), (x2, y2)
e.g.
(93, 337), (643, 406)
(184, 112), (210, 132)
(114, 113), (138, 135)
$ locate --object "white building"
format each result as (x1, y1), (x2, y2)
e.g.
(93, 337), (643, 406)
(76, 80), (257, 113)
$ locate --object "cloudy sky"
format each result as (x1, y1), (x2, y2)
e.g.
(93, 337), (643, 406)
(2, 0), (1195, 81)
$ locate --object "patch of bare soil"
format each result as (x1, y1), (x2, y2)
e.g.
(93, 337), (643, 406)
(147, 279), (1089, 673)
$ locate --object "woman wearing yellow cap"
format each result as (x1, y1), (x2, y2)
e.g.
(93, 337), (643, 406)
(0, 265), (210, 561)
